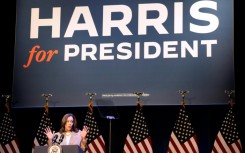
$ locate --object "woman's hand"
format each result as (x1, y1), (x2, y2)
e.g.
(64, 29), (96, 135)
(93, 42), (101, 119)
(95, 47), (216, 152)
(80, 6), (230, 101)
(81, 126), (89, 139)
(44, 127), (55, 140)
(80, 126), (89, 151)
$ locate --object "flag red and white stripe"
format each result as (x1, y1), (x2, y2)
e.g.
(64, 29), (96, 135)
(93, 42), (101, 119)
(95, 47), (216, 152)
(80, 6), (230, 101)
(212, 106), (242, 153)
(123, 104), (153, 153)
(168, 131), (198, 153)
(0, 139), (20, 153)
(168, 107), (199, 153)
(86, 135), (105, 153)
(123, 134), (152, 153)
(0, 112), (20, 153)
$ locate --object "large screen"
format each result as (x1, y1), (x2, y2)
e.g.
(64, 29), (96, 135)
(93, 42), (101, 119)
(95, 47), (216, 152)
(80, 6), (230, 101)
(13, 0), (234, 107)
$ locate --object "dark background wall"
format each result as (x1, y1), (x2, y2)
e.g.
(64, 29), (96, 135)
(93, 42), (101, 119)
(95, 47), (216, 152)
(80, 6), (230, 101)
(0, 1), (243, 153)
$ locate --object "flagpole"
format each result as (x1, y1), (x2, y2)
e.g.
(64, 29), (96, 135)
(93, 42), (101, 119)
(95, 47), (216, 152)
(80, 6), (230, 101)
(122, 92), (153, 153)
(85, 92), (107, 153)
(86, 92), (116, 153)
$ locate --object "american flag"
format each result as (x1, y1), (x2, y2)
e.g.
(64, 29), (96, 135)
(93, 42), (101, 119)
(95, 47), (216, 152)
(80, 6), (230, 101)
(32, 110), (53, 153)
(123, 104), (153, 153)
(0, 112), (20, 153)
(212, 106), (242, 153)
(168, 106), (199, 153)
(83, 103), (106, 153)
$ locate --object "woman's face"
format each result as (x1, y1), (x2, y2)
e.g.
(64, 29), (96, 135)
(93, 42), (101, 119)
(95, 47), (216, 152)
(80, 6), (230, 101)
(65, 116), (74, 132)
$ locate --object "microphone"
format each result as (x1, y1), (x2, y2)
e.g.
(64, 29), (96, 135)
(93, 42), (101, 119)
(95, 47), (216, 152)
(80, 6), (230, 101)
(52, 134), (58, 144)
(57, 134), (64, 144)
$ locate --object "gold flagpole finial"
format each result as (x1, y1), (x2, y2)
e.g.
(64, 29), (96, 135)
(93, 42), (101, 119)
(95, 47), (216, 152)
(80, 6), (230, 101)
(86, 92), (96, 113)
(178, 90), (189, 108)
(2, 95), (11, 112)
(42, 94), (52, 113)
(225, 90), (235, 107)
(134, 92), (143, 109)
(88, 101), (93, 113)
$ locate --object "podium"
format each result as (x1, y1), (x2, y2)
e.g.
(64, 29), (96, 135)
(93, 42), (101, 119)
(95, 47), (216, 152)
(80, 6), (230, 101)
(33, 145), (85, 153)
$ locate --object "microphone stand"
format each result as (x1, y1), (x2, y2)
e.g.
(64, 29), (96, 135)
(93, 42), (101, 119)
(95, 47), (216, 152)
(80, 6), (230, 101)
(48, 134), (64, 153)
(106, 116), (115, 153)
